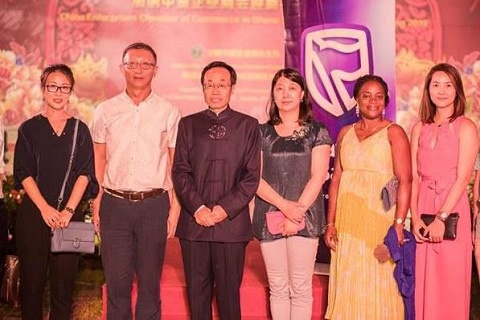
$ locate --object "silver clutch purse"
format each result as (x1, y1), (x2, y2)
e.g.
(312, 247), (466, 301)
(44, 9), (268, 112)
(381, 176), (398, 211)
(51, 221), (95, 254)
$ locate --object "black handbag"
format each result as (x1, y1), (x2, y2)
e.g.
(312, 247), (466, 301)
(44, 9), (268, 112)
(420, 213), (459, 240)
(0, 254), (20, 307)
(51, 119), (95, 254)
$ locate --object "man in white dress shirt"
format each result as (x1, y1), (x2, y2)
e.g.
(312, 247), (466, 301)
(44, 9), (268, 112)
(92, 42), (181, 320)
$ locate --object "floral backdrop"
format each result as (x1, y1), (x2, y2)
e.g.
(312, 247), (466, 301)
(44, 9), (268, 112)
(0, 0), (479, 143)
(0, 0), (479, 218)
(395, 50), (480, 136)
(0, 0), (285, 131)
(0, 0), (107, 128)
(395, 0), (480, 136)
(0, 50), (107, 128)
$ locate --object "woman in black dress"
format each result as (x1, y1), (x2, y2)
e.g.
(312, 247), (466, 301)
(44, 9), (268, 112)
(13, 64), (98, 320)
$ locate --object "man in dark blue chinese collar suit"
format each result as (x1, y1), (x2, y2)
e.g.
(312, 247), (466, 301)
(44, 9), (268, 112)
(173, 61), (261, 320)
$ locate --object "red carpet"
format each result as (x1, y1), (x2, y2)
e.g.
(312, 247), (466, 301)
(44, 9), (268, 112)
(102, 238), (329, 319)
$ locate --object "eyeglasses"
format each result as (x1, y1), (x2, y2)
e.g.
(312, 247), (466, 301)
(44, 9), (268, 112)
(203, 83), (232, 91)
(123, 62), (156, 70)
(45, 84), (72, 94)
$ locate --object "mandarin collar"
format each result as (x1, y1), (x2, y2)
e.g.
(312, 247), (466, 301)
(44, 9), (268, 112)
(206, 106), (232, 119)
(121, 89), (154, 106)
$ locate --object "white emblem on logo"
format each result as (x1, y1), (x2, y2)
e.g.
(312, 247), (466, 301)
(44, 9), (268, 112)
(303, 26), (371, 117)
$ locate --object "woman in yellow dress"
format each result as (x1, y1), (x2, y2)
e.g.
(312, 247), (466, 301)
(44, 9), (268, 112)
(324, 75), (412, 319)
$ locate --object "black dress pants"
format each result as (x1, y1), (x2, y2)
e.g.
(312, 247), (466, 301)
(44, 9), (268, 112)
(100, 192), (169, 320)
(180, 239), (248, 320)
(16, 197), (81, 320)
(0, 199), (8, 275)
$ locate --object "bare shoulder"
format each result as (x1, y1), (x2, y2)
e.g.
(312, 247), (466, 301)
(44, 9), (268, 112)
(410, 121), (422, 137)
(459, 117), (478, 132)
(336, 124), (352, 144)
(387, 122), (409, 141)
(387, 122), (407, 135)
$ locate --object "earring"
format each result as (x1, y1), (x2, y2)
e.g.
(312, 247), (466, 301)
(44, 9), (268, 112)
(355, 105), (359, 118)
(382, 109), (385, 117)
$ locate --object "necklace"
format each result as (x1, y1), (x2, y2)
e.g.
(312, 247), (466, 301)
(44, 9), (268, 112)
(355, 120), (385, 142)
(434, 119), (449, 127)
(358, 121), (383, 132)
(360, 125), (380, 132)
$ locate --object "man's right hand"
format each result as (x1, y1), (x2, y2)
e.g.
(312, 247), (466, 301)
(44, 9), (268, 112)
(92, 195), (102, 234)
(194, 206), (215, 227)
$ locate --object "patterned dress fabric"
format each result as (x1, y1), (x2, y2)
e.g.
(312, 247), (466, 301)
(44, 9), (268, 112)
(253, 121), (332, 240)
(326, 124), (404, 319)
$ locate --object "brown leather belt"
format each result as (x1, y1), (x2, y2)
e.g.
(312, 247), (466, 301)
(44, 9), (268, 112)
(104, 187), (166, 202)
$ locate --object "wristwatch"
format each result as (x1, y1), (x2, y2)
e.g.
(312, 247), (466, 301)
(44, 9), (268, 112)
(394, 218), (404, 225)
(65, 206), (75, 214)
(436, 212), (448, 222)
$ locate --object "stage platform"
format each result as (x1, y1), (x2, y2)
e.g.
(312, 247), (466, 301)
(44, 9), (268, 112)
(102, 238), (329, 319)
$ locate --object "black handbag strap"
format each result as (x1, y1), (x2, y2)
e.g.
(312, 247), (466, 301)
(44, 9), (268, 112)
(57, 119), (79, 210)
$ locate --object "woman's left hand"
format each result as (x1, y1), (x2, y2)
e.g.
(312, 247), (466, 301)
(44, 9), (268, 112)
(280, 200), (306, 224)
(373, 244), (391, 262)
(282, 219), (300, 237)
(426, 219), (445, 243)
(58, 209), (74, 228)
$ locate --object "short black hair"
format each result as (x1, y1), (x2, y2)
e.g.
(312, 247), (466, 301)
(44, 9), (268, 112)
(200, 61), (237, 86)
(40, 64), (75, 89)
(122, 42), (157, 63)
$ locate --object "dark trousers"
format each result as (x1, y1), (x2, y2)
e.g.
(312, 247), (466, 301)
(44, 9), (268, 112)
(100, 192), (169, 320)
(16, 197), (81, 320)
(179, 239), (248, 320)
(0, 199), (7, 273)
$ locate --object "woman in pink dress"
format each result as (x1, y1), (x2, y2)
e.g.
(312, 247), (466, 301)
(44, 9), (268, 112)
(410, 63), (478, 320)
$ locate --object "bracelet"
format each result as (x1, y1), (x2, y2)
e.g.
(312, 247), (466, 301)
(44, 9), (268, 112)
(322, 223), (335, 233)
(65, 206), (75, 214)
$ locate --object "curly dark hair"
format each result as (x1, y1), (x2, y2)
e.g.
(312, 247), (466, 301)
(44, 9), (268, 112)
(352, 74), (390, 106)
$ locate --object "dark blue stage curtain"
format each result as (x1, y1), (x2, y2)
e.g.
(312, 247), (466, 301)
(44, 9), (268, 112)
(281, 0), (326, 71)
